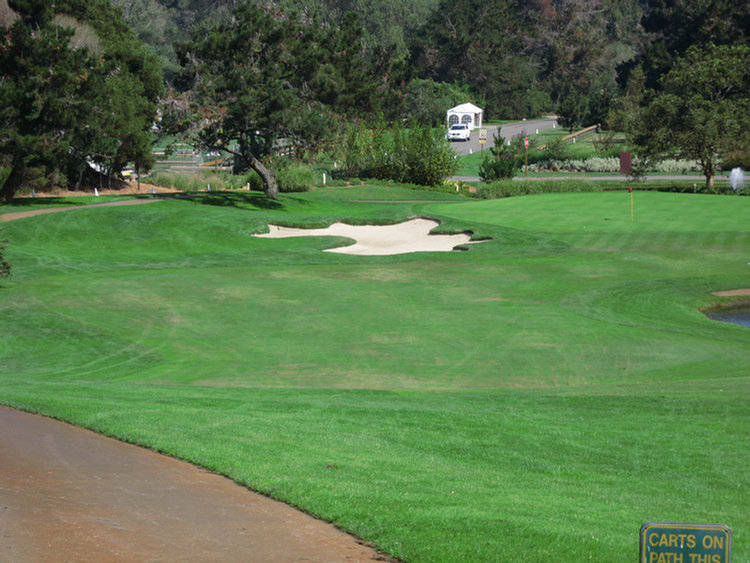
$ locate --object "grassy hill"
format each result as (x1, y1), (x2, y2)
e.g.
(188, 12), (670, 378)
(1, 187), (748, 563)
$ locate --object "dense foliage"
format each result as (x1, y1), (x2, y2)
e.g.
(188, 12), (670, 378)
(175, 4), (382, 198)
(343, 123), (458, 185)
(0, 0), (162, 201)
(119, 0), (649, 124)
(478, 136), (522, 181)
(630, 43), (750, 188)
(3, 0), (750, 198)
(111, 0), (440, 68)
(409, 0), (643, 125)
(623, 0), (750, 91)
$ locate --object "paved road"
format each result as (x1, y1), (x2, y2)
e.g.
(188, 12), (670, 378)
(0, 406), (393, 563)
(449, 118), (559, 156)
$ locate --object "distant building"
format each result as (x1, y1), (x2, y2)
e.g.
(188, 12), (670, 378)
(446, 103), (483, 130)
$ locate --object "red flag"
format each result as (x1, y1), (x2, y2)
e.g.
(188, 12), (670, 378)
(629, 186), (633, 193)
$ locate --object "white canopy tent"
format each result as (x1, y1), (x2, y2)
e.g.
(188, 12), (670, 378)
(446, 103), (483, 130)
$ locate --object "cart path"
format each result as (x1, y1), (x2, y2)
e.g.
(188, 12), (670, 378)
(0, 406), (394, 563)
(0, 197), (164, 222)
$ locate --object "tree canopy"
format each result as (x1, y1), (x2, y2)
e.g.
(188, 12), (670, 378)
(4, 0), (750, 201)
(625, 0), (750, 91)
(0, 0), (162, 201)
(630, 43), (750, 188)
(408, 0), (643, 123)
(175, 3), (378, 198)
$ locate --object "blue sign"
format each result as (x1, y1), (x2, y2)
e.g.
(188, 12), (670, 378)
(640, 522), (732, 563)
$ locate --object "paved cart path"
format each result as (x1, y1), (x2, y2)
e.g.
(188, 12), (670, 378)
(0, 407), (393, 563)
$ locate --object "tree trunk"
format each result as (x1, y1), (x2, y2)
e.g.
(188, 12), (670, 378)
(701, 159), (715, 191)
(706, 174), (714, 190)
(75, 165), (85, 191)
(0, 164), (24, 203)
(248, 155), (278, 199)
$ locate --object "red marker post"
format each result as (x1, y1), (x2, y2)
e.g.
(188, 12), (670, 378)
(524, 137), (529, 177)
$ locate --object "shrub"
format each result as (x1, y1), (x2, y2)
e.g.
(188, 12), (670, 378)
(403, 126), (458, 185)
(544, 138), (572, 161)
(8, 164), (69, 196)
(146, 171), (248, 191)
(478, 136), (522, 181)
(475, 179), (602, 199)
(276, 164), (316, 192)
(527, 157), (701, 174)
(721, 150), (750, 171)
(528, 158), (619, 173)
(241, 163), (316, 193)
(342, 123), (458, 186)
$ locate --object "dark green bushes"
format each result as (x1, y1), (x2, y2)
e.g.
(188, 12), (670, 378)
(343, 123), (458, 186)
(475, 179), (602, 199)
(246, 163), (317, 193)
(478, 138), (521, 181)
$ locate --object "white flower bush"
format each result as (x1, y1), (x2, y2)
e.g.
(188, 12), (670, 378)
(529, 158), (701, 173)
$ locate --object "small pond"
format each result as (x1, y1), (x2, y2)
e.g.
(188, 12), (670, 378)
(705, 307), (750, 328)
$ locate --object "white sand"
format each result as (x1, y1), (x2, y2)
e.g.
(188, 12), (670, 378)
(254, 218), (484, 255)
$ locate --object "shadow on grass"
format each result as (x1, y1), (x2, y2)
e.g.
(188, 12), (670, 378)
(182, 191), (284, 211)
(5, 196), (81, 208)
(5, 193), (165, 208)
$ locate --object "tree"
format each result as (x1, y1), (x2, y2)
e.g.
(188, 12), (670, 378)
(0, 0), (162, 201)
(342, 121), (458, 185)
(176, 3), (374, 198)
(110, 0), (181, 73)
(630, 44), (750, 189)
(1, 1), (91, 200)
(409, 0), (547, 119)
(398, 79), (475, 126)
(529, 0), (642, 130)
(627, 0), (750, 91)
(478, 135), (521, 181)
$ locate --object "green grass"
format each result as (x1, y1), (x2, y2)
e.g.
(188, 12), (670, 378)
(1, 187), (749, 563)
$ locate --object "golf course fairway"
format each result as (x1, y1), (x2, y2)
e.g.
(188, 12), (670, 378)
(1, 187), (748, 563)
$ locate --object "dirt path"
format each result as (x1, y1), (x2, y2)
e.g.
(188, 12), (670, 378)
(0, 407), (393, 563)
(0, 197), (165, 222)
(0, 183), (182, 223)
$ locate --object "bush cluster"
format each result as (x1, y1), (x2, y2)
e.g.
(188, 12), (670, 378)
(479, 141), (521, 181)
(148, 164), (319, 194)
(245, 163), (317, 193)
(475, 179), (603, 199)
(146, 171), (247, 191)
(343, 123), (458, 186)
(474, 179), (742, 200)
(721, 151), (750, 170)
(528, 158), (702, 174)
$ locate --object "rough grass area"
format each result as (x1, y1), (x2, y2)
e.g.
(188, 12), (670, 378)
(1, 187), (749, 563)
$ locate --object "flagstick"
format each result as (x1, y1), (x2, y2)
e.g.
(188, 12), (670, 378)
(630, 186), (634, 221)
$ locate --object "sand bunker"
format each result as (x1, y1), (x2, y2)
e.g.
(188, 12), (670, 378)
(254, 218), (484, 255)
(712, 289), (750, 297)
